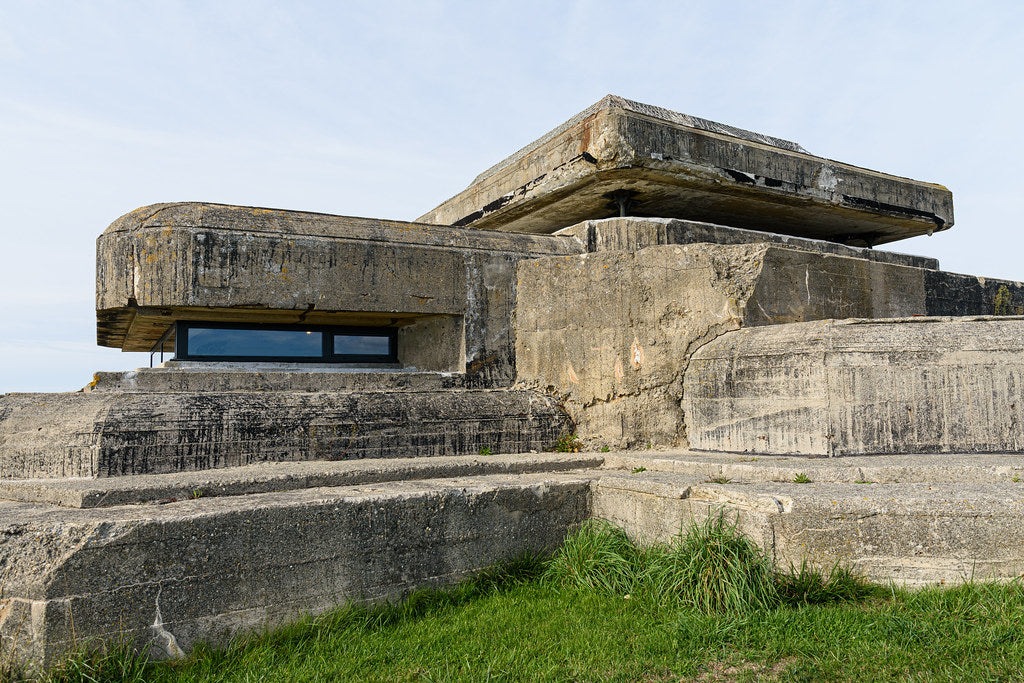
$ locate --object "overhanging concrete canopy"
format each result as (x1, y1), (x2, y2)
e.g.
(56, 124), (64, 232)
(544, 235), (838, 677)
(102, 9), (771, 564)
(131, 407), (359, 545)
(418, 95), (953, 246)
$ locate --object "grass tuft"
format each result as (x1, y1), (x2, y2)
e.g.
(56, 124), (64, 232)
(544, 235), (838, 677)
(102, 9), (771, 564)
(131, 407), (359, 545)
(777, 560), (883, 606)
(542, 519), (640, 594)
(41, 641), (150, 683)
(642, 513), (778, 614)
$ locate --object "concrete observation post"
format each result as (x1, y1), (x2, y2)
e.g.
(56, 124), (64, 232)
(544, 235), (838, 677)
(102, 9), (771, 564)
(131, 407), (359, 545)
(2, 95), (1024, 669)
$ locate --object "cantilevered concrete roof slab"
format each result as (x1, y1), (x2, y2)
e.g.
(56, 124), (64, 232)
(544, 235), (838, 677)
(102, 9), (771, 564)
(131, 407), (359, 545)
(418, 95), (953, 246)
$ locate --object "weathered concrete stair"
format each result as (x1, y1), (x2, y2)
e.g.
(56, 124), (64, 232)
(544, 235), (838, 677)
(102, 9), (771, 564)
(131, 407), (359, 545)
(596, 451), (1024, 587)
(4, 448), (1024, 670)
(0, 454), (597, 669)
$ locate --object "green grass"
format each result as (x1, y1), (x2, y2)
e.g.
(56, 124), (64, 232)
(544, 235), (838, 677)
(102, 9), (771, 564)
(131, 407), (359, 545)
(16, 518), (1024, 682)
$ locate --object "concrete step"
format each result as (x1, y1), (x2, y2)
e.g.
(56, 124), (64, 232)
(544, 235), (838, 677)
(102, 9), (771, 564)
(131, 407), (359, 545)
(0, 469), (594, 669)
(593, 464), (1024, 587)
(601, 450), (1024, 484)
(0, 453), (603, 508)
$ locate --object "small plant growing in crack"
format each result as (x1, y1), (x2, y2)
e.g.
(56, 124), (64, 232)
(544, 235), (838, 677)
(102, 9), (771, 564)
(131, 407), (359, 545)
(707, 476), (731, 484)
(600, 446), (611, 453)
(793, 473), (812, 484)
(631, 466), (647, 474)
(554, 433), (582, 453)
(478, 446), (493, 456)
(1013, 475), (1021, 483)
(854, 480), (873, 485)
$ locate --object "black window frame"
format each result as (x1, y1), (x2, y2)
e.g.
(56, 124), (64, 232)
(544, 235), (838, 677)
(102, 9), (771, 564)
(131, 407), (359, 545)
(174, 321), (398, 363)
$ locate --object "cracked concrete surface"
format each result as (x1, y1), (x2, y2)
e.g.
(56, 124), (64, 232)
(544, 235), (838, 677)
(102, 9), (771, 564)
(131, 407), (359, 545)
(513, 242), (926, 448)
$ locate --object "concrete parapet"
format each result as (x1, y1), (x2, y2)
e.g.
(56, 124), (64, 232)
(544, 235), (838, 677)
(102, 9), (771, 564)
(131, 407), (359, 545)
(0, 388), (572, 478)
(683, 316), (1024, 456)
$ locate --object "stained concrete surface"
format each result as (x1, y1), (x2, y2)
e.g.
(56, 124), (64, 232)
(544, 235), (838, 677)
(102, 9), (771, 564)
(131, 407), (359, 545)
(0, 388), (572, 478)
(683, 316), (1024, 456)
(514, 243), (928, 448)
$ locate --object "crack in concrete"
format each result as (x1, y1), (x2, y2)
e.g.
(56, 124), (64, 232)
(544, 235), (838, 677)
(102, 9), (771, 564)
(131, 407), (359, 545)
(150, 583), (185, 660)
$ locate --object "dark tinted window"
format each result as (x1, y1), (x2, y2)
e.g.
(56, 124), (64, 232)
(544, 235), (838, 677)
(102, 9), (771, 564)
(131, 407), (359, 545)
(186, 328), (323, 357)
(175, 322), (397, 363)
(333, 334), (392, 357)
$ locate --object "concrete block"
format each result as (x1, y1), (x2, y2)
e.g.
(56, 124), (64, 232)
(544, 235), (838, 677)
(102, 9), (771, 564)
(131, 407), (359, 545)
(0, 389), (572, 478)
(559, 216), (938, 269)
(683, 317), (1024, 455)
(514, 244), (927, 447)
(419, 95), (953, 245)
(0, 472), (592, 669)
(592, 469), (1024, 586)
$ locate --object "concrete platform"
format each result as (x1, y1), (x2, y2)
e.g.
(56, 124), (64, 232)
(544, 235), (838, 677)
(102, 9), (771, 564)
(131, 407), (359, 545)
(4, 449), (1024, 669)
(595, 451), (1024, 586)
(418, 95), (953, 245)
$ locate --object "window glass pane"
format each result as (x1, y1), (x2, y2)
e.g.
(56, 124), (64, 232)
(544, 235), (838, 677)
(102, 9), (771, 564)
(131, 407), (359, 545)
(187, 328), (323, 357)
(333, 334), (392, 357)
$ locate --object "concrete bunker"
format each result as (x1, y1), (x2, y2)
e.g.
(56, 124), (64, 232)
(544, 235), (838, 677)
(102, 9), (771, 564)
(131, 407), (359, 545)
(3, 95), (1024, 670)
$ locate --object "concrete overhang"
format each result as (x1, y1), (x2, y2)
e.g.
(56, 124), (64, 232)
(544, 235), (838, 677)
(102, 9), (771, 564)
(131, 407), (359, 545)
(96, 202), (580, 352)
(418, 95), (953, 246)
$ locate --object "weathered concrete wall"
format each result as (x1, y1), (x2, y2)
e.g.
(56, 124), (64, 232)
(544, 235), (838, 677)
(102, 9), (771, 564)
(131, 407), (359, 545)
(419, 95), (953, 245)
(561, 217), (1024, 316)
(514, 244), (926, 448)
(0, 388), (572, 478)
(96, 203), (582, 387)
(0, 472), (592, 669)
(683, 316), (1024, 456)
(924, 270), (1024, 316)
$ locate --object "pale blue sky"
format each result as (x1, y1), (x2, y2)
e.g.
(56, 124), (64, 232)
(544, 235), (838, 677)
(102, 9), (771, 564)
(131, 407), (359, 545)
(1, 1), (1022, 392)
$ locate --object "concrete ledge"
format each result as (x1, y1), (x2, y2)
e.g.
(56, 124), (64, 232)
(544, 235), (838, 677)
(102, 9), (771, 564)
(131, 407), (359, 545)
(0, 453), (604, 508)
(593, 468), (1024, 586)
(602, 451), (1024, 484)
(85, 366), (468, 393)
(683, 316), (1024, 455)
(0, 472), (593, 669)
